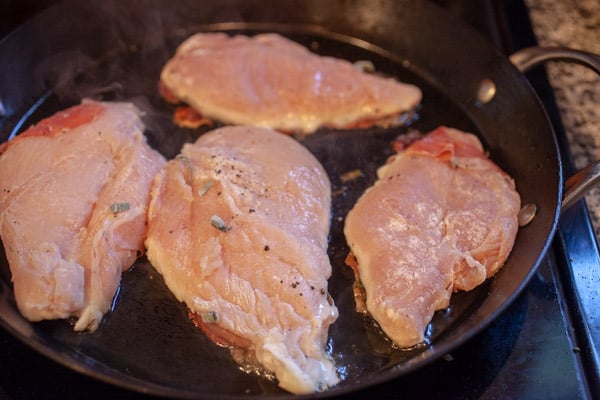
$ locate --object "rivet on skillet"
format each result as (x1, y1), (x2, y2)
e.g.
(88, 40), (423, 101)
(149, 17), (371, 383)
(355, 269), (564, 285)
(476, 79), (497, 104)
(518, 203), (537, 227)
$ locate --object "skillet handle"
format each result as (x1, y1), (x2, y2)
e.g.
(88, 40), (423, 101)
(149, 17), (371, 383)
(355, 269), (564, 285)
(509, 46), (600, 75)
(509, 46), (600, 211)
(563, 161), (600, 211)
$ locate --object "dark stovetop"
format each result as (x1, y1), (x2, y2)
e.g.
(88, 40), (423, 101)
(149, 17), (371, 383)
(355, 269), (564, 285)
(0, 1), (598, 399)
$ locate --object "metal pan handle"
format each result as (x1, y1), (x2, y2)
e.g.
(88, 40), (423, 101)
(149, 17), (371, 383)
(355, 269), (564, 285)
(563, 161), (600, 211)
(509, 46), (600, 211)
(510, 46), (600, 75)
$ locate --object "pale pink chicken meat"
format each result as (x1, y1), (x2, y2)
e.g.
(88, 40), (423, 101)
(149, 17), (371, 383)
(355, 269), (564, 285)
(160, 32), (422, 134)
(0, 100), (166, 331)
(145, 126), (339, 394)
(344, 126), (521, 347)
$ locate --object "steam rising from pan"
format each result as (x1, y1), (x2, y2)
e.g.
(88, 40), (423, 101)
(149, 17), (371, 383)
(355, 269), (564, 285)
(17, 3), (203, 159)
(34, 51), (125, 103)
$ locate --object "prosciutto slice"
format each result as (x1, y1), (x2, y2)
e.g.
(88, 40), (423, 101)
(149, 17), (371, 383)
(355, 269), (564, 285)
(160, 32), (422, 134)
(0, 100), (166, 331)
(343, 126), (521, 347)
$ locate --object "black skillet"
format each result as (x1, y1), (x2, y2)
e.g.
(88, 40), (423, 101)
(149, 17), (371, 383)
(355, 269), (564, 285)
(0, 0), (598, 398)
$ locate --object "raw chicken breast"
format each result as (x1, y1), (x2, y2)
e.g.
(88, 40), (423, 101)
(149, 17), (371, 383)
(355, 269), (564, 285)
(160, 32), (422, 134)
(0, 100), (166, 331)
(343, 126), (521, 347)
(145, 126), (339, 394)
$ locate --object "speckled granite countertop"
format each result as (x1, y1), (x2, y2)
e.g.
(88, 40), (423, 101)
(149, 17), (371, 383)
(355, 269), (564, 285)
(525, 0), (600, 236)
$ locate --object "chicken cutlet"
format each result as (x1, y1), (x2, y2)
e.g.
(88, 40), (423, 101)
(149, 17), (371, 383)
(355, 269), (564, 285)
(160, 32), (422, 134)
(344, 126), (521, 347)
(145, 125), (339, 393)
(0, 100), (166, 331)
